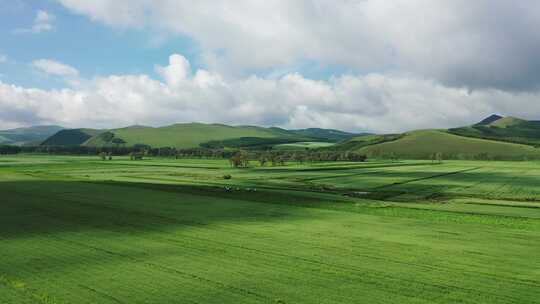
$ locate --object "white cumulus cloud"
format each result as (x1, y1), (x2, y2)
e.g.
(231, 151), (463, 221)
(15, 10), (56, 34)
(32, 59), (79, 78)
(2, 54), (540, 131)
(58, 0), (540, 91)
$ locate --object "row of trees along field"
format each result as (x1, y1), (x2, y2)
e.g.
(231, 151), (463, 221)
(0, 144), (367, 163)
(228, 150), (367, 167)
(5, 144), (534, 161)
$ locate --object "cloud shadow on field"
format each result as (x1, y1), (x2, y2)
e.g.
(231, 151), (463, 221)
(0, 179), (344, 240)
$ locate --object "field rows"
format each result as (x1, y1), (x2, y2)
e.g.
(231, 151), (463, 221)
(1, 156), (540, 303)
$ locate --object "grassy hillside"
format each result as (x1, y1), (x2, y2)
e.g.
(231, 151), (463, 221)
(476, 114), (503, 125)
(331, 134), (403, 151)
(289, 128), (360, 142)
(358, 130), (540, 159)
(0, 125), (63, 145)
(273, 141), (336, 150)
(84, 123), (292, 149)
(449, 116), (540, 146)
(42, 128), (102, 146)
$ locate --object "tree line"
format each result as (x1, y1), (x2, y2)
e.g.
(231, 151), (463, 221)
(2, 144), (539, 161)
(228, 150), (367, 167)
(0, 144), (367, 163)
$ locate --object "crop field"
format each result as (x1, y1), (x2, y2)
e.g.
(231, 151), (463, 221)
(273, 141), (335, 150)
(1, 155), (540, 303)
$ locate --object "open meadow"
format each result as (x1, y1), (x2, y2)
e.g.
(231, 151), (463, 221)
(1, 155), (540, 303)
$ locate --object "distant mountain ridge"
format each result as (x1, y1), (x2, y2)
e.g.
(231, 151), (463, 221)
(0, 125), (63, 146)
(290, 128), (367, 142)
(330, 114), (540, 159)
(41, 128), (102, 146)
(16, 115), (540, 160)
(475, 114), (504, 125)
(40, 123), (363, 149)
(448, 115), (540, 146)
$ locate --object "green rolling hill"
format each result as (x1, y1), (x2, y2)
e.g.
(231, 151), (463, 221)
(83, 123), (283, 149)
(330, 134), (403, 151)
(0, 125), (63, 145)
(355, 129), (540, 159)
(289, 128), (361, 142)
(37, 115), (540, 159)
(449, 115), (540, 146)
(326, 115), (540, 159)
(74, 123), (351, 149)
(42, 128), (103, 146)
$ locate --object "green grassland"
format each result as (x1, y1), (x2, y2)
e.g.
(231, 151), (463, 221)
(273, 141), (336, 150)
(83, 124), (285, 149)
(38, 124), (360, 150)
(331, 133), (403, 151)
(356, 130), (540, 159)
(1, 155), (540, 303)
(449, 116), (540, 146)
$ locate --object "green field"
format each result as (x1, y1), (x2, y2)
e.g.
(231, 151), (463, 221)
(273, 141), (335, 150)
(1, 155), (540, 303)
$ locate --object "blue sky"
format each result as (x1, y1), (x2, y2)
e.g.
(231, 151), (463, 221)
(1, 1), (540, 132)
(0, 0), (353, 90)
(0, 0), (204, 89)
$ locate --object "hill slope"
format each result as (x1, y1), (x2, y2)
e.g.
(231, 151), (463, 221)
(42, 128), (103, 146)
(449, 115), (540, 146)
(83, 123), (305, 149)
(290, 128), (360, 142)
(356, 130), (540, 159)
(330, 134), (403, 151)
(476, 114), (504, 125)
(0, 125), (63, 145)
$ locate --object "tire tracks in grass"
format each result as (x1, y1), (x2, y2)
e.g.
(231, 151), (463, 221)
(76, 284), (125, 304)
(464, 202), (540, 209)
(27, 200), (540, 304)
(169, 231), (540, 291)
(255, 161), (433, 173)
(47, 236), (274, 303)
(278, 163), (437, 184)
(372, 167), (482, 190)
(486, 169), (530, 199)
(6, 183), (540, 302)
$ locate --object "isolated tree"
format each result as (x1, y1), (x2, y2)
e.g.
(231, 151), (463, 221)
(292, 153), (305, 164)
(230, 150), (249, 168)
(435, 152), (443, 164)
(130, 152), (143, 160)
(258, 153), (269, 167)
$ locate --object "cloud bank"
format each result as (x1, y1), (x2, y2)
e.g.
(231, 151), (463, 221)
(2, 54), (540, 131)
(3, 2), (540, 131)
(58, 0), (540, 91)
